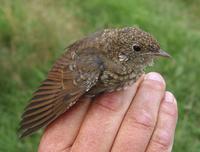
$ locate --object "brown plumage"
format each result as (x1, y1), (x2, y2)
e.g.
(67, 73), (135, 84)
(19, 27), (170, 138)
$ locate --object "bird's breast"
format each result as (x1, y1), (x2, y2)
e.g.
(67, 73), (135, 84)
(99, 69), (143, 92)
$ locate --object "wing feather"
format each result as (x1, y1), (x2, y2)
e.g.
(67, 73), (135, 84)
(19, 48), (103, 138)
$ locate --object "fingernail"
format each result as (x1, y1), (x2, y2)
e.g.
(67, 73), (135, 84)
(164, 91), (174, 103)
(144, 72), (165, 84)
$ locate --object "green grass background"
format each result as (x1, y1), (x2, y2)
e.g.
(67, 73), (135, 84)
(0, 0), (200, 151)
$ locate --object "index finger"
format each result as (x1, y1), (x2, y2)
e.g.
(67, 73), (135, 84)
(112, 72), (166, 152)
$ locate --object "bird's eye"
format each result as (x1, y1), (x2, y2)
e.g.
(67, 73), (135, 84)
(132, 44), (141, 52)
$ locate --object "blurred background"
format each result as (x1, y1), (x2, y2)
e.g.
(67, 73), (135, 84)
(0, 0), (200, 151)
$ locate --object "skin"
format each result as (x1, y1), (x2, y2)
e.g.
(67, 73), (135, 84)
(38, 72), (178, 152)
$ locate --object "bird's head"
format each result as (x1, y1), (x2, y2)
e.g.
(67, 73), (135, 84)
(102, 27), (170, 68)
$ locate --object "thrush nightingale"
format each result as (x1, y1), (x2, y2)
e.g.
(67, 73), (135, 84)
(19, 27), (170, 138)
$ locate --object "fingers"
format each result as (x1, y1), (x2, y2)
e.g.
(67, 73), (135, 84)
(146, 91), (178, 152)
(38, 72), (178, 152)
(71, 76), (144, 152)
(38, 98), (91, 152)
(111, 72), (166, 152)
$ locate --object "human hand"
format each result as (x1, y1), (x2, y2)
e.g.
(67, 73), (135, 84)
(38, 72), (178, 152)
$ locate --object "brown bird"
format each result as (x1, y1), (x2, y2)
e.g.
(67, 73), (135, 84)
(19, 27), (170, 138)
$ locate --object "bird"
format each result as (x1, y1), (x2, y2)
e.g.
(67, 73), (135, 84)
(19, 27), (170, 138)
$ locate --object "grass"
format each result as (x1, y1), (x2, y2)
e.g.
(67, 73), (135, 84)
(0, 0), (200, 151)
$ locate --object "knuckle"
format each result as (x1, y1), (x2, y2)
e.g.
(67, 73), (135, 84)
(161, 102), (178, 118)
(142, 80), (165, 91)
(128, 110), (155, 131)
(94, 93), (123, 112)
(151, 131), (172, 150)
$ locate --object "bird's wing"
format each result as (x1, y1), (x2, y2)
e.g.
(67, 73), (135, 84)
(19, 48), (104, 138)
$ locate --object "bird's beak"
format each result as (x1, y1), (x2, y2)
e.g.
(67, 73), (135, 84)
(156, 49), (171, 58)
